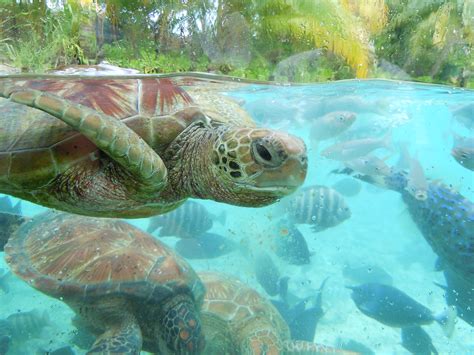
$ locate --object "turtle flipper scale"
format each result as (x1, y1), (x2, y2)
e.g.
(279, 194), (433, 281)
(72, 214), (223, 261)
(87, 320), (142, 355)
(0, 86), (167, 191)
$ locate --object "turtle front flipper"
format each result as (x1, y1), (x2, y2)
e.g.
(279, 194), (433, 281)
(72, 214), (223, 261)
(87, 318), (143, 355)
(0, 87), (167, 192)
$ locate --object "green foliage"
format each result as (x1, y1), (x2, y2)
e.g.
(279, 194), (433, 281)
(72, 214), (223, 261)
(0, 0), (471, 86)
(0, 3), (92, 72)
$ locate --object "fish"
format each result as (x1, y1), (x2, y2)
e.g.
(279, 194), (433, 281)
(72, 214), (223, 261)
(0, 335), (10, 355)
(5, 309), (51, 339)
(280, 185), (351, 232)
(320, 132), (392, 161)
(451, 132), (474, 149)
(254, 251), (289, 299)
(274, 223), (311, 265)
(271, 278), (328, 341)
(331, 178), (362, 197)
(0, 268), (11, 294)
(342, 263), (393, 286)
(435, 268), (474, 327)
(396, 142), (411, 171)
(344, 155), (391, 176)
(347, 283), (456, 336)
(0, 213), (26, 252)
(451, 146), (474, 171)
(401, 326), (438, 355)
(288, 277), (328, 341)
(406, 155), (428, 201)
(335, 168), (474, 285)
(302, 95), (391, 119)
(174, 232), (237, 259)
(37, 345), (76, 355)
(309, 111), (356, 149)
(147, 201), (226, 239)
(335, 339), (375, 355)
(0, 196), (21, 214)
(450, 102), (474, 130)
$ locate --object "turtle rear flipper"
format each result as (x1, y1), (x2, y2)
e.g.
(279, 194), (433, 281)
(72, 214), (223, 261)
(0, 213), (25, 252)
(87, 317), (142, 355)
(0, 87), (167, 192)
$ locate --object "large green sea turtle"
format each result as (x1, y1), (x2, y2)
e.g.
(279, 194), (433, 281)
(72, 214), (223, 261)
(199, 272), (356, 355)
(0, 76), (307, 217)
(4, 211), (206, 354)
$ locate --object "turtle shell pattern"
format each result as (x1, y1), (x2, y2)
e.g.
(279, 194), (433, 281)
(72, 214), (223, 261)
(199, 272), (290, 353)
(4, 211), (205, 305)
(0, 76), (254, 193)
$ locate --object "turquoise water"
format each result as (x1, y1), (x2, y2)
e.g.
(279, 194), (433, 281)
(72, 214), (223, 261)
(0, 77), (473, 354)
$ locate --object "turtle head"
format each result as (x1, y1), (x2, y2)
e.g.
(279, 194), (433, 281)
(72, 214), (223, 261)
(158, 295), (205, 354)
(207, 127), (307, 206)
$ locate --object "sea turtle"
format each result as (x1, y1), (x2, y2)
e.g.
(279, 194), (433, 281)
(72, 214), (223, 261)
(0, 76), (307, 218)
(4, 211), (206, 354)
(199, 272), (355, 354)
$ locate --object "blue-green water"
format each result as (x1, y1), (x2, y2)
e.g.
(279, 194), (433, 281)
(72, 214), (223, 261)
(0, 78), (473, 354)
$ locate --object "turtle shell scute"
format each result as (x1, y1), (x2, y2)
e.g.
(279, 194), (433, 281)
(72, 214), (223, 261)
(5, 212), (204, 305)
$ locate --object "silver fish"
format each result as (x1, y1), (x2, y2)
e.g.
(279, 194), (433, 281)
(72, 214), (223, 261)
(344, 155), (391, 176)
(310, 111), (356, 142)
(321, 132), (392, 161)
(406, 156), (428, 201)
(451, 103), (474, 130)
(282, 185), (351, 232)
(451, 132), (474, 149)
(147, 201), (226, 239)
(451, 146), (474, 171)
(6, 309), (51, 339)
(302, 95), (391, 119)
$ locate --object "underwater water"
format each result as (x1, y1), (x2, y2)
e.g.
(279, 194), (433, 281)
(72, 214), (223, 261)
(0, 75), (473, 354)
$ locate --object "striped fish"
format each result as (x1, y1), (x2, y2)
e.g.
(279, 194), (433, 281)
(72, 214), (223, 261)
(5, 309), (51, 339)
(281, 185), (351, 232)
(147, 201), (226, 239)
(338, 168), (474, 284)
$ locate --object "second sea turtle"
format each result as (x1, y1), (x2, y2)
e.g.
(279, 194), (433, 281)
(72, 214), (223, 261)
(199, 272), (356, 354)
(4, 211), (206, 354)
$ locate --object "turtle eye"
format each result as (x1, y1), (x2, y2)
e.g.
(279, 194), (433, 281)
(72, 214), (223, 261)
(251, 140), (282, 168)
(256, 143), (271, 161)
